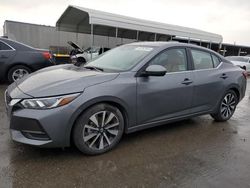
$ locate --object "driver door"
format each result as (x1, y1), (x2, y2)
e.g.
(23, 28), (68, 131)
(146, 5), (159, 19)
(136, 48), (194, 125)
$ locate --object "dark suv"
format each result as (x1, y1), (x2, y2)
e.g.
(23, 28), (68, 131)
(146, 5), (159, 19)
(0, 37), (54, 83)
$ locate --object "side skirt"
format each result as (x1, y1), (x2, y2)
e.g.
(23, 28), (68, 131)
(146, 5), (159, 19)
(126, 110), (213, 134)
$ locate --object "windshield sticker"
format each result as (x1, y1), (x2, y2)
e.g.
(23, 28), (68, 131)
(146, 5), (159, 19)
(135, 47), (153, 51)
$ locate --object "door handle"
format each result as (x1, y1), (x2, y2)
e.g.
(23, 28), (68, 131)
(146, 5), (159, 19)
(220, 73), (228, 79)
(181, 78), (193, 85)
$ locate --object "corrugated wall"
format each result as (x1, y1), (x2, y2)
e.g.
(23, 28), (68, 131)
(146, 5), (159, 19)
(4, 21), (135, 50)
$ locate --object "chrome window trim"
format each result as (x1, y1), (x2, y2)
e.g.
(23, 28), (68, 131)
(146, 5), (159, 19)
(191, 61), (223, 72)
(163, 61), (223, 75)
(0, 40), (16, 51)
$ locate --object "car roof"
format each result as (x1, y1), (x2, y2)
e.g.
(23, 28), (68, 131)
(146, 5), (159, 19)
(127, 41), (209, 49)
(0, 37), (34, 51)
(127, 41), (222, 57)
(127, 41), (179, 47)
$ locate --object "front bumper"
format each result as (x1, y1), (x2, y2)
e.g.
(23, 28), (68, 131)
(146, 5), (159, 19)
(5, 92), (77, 148)
(10, 130), (52, 146)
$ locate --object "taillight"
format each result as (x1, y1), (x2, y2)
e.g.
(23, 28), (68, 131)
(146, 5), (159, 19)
(242, 71), (248, 79)
(42, 52), (52, 60)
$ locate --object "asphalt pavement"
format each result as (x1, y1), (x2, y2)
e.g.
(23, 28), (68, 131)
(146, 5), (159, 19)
(0, 80), (250, 188)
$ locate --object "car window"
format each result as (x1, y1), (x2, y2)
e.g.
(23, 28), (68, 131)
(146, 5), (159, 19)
(191, 49), (213, 70)
(0, 41), (12, 50)
(149, 48), (187, 73)
(212, 55), (221, 67)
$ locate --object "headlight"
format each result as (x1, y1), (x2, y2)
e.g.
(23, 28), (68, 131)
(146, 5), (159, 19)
(20, 93), (80, 109)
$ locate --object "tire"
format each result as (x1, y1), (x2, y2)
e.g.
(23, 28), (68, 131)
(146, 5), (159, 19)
(73, 103), (124, 155)
(210, 90), (238, 122)
(7, 65), (31, 83)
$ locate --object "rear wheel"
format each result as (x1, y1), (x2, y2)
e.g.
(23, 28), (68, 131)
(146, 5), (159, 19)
(7, 65), (31, 83)
(211, 90), (238, 121)
(73, 103), (124, 155)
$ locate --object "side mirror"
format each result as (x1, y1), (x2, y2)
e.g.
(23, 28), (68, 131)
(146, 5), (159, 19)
(143, 65), (167, 76)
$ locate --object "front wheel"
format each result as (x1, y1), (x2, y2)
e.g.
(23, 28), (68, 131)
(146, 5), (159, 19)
(73, 103), (124, 155)
(211, 90), (238, 122)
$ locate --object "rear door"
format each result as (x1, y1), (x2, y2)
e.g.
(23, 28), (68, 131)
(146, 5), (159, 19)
(188, 48), (225, 113)
(136, 48), (194, 125)
(0, 41), (16, 73)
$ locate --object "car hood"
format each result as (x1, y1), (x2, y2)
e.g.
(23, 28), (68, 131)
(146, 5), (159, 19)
(11, 64), (119, 98)
(68, 41), (83, 52)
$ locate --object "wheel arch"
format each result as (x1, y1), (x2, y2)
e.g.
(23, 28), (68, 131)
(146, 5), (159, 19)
(6, 63), (33, 78)
(68, 97), (130, 146)
(212, 84), (241, 113)
(225, 84), (241, 101)
(229, 87), (240, 101)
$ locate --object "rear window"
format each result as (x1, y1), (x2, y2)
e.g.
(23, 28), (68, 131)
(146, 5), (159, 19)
(191, 49), (214, 70)
(0, 41), (12, 50)
(212, 55), (221, 67)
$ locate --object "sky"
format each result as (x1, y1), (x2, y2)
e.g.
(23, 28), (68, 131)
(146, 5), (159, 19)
(1, 0), (250, 45)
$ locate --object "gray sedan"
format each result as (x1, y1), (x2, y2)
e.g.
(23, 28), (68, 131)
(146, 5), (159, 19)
(5, 42), (247, 155)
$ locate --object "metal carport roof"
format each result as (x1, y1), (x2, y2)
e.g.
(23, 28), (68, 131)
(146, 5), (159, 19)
(56, 5), (223, 43)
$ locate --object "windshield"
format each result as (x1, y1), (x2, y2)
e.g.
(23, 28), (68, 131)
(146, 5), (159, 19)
(85, 45), (154, 71)
(84, 47), (100, 53)
(226, 56), (249, 63)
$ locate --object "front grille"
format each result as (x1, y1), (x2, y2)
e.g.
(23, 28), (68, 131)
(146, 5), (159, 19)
(11, 116), (51, 141)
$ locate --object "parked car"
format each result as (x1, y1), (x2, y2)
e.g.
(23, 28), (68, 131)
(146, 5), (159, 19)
(5, 42), (247, 155)
(68, 41), (110, 65)
(0, 37), (54, 83)
(225, 56), (250, 74)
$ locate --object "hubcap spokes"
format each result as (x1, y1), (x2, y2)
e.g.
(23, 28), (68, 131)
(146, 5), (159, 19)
(83, 111), (119, 150)
(12, 69), (29, 81)
(221, 93), (236, 118)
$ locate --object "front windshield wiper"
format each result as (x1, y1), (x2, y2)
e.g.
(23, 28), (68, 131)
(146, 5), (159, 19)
(84, 66), (103, 72)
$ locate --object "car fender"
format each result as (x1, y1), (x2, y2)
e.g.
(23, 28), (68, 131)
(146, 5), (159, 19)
(65, 96), (130, 146)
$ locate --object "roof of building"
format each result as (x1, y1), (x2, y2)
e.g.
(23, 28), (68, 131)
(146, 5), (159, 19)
(56, 5), (223, 43)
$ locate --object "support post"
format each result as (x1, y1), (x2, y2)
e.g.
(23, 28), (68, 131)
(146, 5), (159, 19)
(154, 33), (157, 41)
(223, 46), (226, 56)
(238, 48), (241, 56)
(107, 36), (109, 48)
(136, 31), (139, 41)
(115, 27), (118, 46)
(76, 33), (78, 43)
(90, 24), (94, 60)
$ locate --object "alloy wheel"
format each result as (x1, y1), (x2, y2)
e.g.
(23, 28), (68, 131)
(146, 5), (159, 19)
(82, 110), (120, 150)
(220, 93), (237, 119)
(12, 69), (29, 81)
